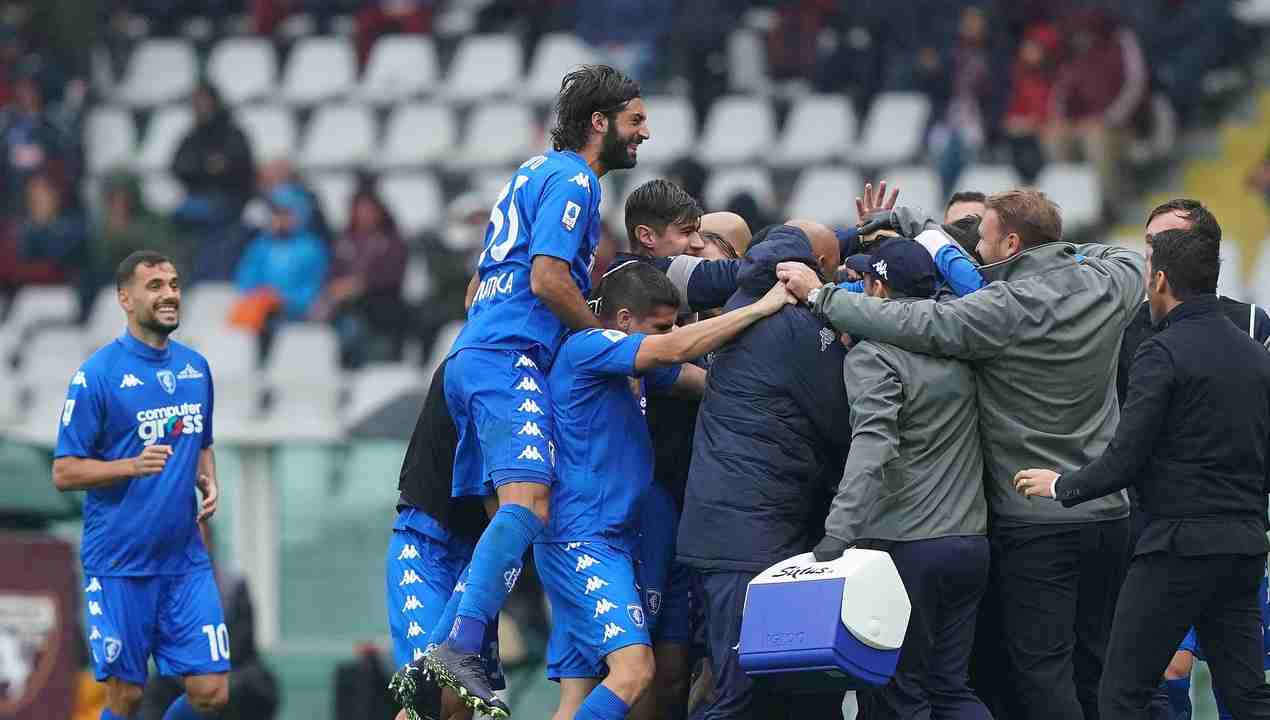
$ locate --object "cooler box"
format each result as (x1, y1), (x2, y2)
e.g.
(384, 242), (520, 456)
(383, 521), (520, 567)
(738, 550), (910, 692)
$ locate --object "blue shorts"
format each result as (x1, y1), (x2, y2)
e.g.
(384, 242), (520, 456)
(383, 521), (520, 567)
(83, 569), (229, 684)
(1178, 568), (1270, 669)
(445, 348), (556, 497)
(636, 483), (694, 645)
(536, 541), (651, 680)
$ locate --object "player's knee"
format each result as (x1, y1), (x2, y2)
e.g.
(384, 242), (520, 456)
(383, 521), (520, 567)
(1164, 651), (1194, 680)
(186, 674), (229, 712)
(107, 679), (145, 715)
(607, 645), (656, 701)
(496, 482), (551, 524)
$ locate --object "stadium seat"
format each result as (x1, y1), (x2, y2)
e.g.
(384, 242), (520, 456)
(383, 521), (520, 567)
(136, 105), (194, 172)
(956, 164), (1022, 196)
(424, 319), (465, 379)
(279, 37), (356, 105)
(450, 101), (536, 170)
(180, 283), (239, 340)
(263, 323), (342, 441)
(207, 38), (277, 105)
(2, 285), (78, 340)
(115, 39), (198, 107)
(357, 35), (439, 104)
(882, 166), (943, 220)
(343, 363), (426, 432)
(141, 173), (184, 215)
(86, 287), (124, 347)
(851, 92), (932, 168)
(193, 329), (261, 434)
(773, 95), (857, 168)
(698, 95), (776, 166)
(377, 103), (457, 169)
(522, 33), (597, 103)
(401, 253), (434, 305)
(728, 29), (771, 94)
(703, 167), (774, 212)
(379, 173), (443, 237)
(235, 106), (298, 162)
(309, 172), (357, 233)
(14, 328), (88, 447)
(632, 96), (695, 167)
(440, 34), (522, 103)
(298, 104), (377, 169)
(86, 107), (137, 174)
(1036, 163), (1101, 232)
(785, 167), (863, 227)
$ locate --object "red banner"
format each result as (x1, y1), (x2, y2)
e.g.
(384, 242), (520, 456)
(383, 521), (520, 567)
(0, 533), (77, 720)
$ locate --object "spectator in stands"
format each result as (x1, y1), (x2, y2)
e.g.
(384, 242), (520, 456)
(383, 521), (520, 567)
(172, 82), (255, 233)
(92, 172), (187, 284)
(929, 5), (995, 194)
(247, 157), (332, 243)
(1045, 9), (1147, 215)
(233, 185), (329, 333)
(0, 69), (71, 214)
(1002, 24), (1059, 183)
(355, 0), (436, 67)
(310, 183), (408, 368)
(18, 169), (85, 294)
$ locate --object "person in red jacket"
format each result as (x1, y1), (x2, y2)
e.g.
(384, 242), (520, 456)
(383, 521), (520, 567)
(1003, 24), (1059, 183)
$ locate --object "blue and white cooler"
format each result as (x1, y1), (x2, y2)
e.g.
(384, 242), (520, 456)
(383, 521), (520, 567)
(738, 550), (911, 693)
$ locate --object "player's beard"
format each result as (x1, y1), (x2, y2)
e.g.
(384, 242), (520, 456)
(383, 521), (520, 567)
(598, 124), (639, 171)
(140, 302), (180, 337)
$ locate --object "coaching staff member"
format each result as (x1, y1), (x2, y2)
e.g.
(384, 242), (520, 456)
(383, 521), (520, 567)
(1016, 228), (1270, 718)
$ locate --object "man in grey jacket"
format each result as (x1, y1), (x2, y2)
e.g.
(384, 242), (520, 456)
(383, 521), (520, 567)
(779, 189), (1145, 720)
(814, 239), (991, 720)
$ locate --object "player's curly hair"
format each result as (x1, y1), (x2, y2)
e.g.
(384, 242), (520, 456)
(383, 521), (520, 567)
(550, 65), (641, 152)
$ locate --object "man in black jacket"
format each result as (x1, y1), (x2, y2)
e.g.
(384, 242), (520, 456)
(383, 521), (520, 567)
(677, 221), (851, 719)
(1015, 228), (1270, 718)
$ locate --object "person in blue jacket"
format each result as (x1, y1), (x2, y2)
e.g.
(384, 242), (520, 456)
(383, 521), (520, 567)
(234, 185), (329, 321)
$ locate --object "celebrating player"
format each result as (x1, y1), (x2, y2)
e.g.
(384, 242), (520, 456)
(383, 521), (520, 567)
(53, 251), (227, 720)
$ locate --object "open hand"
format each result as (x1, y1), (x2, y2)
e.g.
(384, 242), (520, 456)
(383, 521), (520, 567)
(755, 281), (798, 315)
(855, 180), (900, 223)
(197, 473), (219, 521)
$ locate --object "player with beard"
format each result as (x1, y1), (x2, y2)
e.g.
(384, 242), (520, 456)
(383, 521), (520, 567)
(53, 251), (227, 720)
(403, 65), (648, 719)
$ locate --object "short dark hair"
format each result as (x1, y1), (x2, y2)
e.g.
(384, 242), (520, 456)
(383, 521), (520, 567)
(946, 190), (987, 210)
(590, 260), (680, 319)
(116, 250), (176, 289)
(1147, 198), (1221, 243)
(624, 179), (703, 250)
(1149, 228), (1219, 300)
(550, 65), (641, 152)
(985, 189), (1063, 249)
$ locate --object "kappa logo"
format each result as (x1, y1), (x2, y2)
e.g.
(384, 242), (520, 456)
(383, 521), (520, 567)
(569, 172), (590, 189)
(562, 200), (582, 231)
(517, 398), (544, 415)
(565, 542), (584, 551)
(156, 369), (176, 395)
(85, 578), (102, 593)
(548, 439), (557, 467)
(402, 595), (423, 612)
(120, 374), (144, 388)
(89, 626), (102, 641)
(594, 598), (617, 617)
(72, 370), (87, 387)
(504, 567), (522, 592)
(397, 544), (420, 561)
(399, 570), (423, 586)
(516, 376), (542, 393)
(176, 363), (205, 380)
(575, 554), (599, 572)
(104, 637), (122, 663)
(819, 327), (836, 353)
(602, 623), (625, 642)
(584, 576), (609, 595)
(88, 601), (103, 616)
(517, 445), (545, 462)
(627, 604), (646, 628)
(872, 259), (889, 280)
(514, 355), (538, 369)
(516, 421), (544, 438)
(646, 589), (662, 615)
(407, 621), (424, 638)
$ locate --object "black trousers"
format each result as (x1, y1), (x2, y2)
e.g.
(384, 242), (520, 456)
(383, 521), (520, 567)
(989, 519), (1129, 720)
(1101, 552), (1270, 719)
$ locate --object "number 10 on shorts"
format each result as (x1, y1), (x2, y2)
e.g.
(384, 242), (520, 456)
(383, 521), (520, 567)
(201, 623), (231, 661)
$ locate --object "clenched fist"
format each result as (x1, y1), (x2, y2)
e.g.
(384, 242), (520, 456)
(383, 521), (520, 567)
(132, 444), (172, 476)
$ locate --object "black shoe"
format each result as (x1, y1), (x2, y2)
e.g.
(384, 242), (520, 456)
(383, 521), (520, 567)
(425, 644), (511, 719)
(389, 655), (443, 720)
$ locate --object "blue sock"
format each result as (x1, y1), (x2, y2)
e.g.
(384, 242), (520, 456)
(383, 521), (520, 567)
(575, 684), (630, 720)
(449, 503), (541, 654)
(101, 709), (129, 720)
(1166, 678), (1192, 720)
(162, 695), (212, 720)
(428, 563), (470, 650)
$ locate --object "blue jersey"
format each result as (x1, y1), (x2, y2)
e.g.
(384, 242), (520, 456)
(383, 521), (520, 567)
(55, 332), (214, 576)
(452, 151), (603, 367)
(545, 329), (680, 551)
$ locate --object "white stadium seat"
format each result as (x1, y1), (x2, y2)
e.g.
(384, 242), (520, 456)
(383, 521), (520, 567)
(1036, 163), (1101, 232)
(450, 102), (535, 170)
(883, 166), (943, 220)
(309, 172), (357, 233)
(956, 164), (1021, 196)
(378, 173), (443, 236)
(141, 173), (185, 215)
(86, 286), (124, 348)
(358, 35), (439, 104)
(851, 92), (932, 167)
(279, 37), (356, 105)
(440, 34), (522, 103)
(14, 328), (88, 446)
(194, 329), (261, 435)
(180, 282), (239, 340)
(377, 103), (457, 169)
(207, 38), (277, 105)
(785, 167), (863, 227)
(263, 323), (342, 441)
(3, 285), (78, 339)
(699, 95), (776, 166)
(774, 95), (856, 168)
(298, 104), (377, 169)
(235, 106), (298, 161)
(116, 39), (198, 107)
(343, 363), (426, 431)
(727, 29), (770, 94)
(425, 320), (465, 379)
(136, 105), (193, 172)
(86, 108), (137, 174)
(704, 167), (774, 212)
(632, 96), (695, 166)
(522, 33), (597, 103)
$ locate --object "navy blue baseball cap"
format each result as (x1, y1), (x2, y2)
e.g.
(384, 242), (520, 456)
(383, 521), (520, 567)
(843, 239), (938, 298)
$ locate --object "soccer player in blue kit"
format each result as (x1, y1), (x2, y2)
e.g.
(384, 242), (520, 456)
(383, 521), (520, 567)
(540, 261), (795, 720)
(53, 251), (228, 720)
(418, 64), (650, 718)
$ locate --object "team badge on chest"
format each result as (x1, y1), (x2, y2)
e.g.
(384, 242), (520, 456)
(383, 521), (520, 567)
(156, 369), (176, 395)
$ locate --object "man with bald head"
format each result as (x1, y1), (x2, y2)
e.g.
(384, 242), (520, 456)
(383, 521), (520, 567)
(695, 211), (753, 260)
(677, 220), (851, 719)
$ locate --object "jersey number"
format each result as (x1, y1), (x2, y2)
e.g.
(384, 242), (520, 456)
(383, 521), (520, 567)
(480, 175), (531, 264)
(202, 623), (230, 661)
